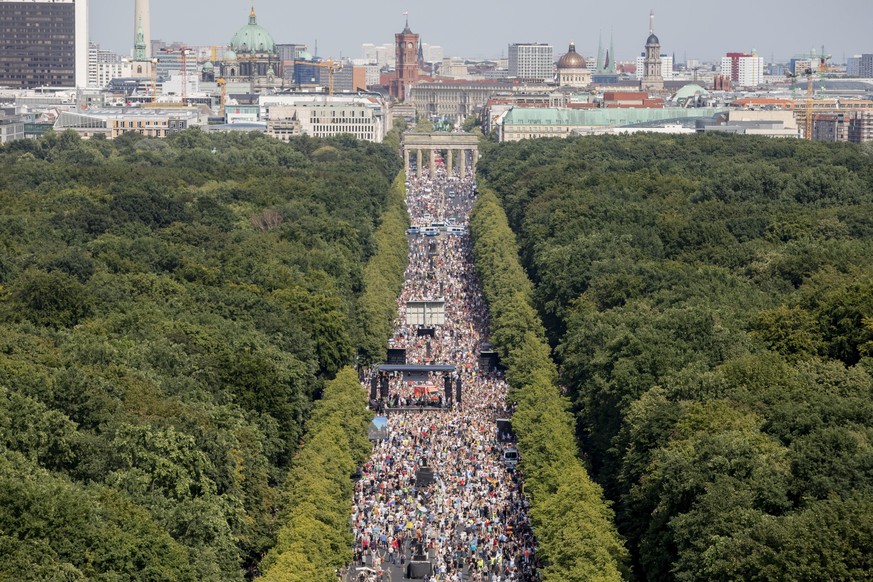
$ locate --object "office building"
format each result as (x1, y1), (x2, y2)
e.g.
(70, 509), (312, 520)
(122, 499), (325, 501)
(508, 43), (553, 82)
(362, 43), (396, 68)
(332, 65), (368, 93)
(276, 44), (308, 80)
(848, 111), (873, 143)
(847, 56), (862, 77)
(88, 42), (125, 89)
(53, 107), (205, 139)
(860, 54), (873, 79)
(497, 107), (726, 142)
(0, 109), (24, 143)
(261, 94), (390, 143)
(721, 53), (764, 87)
(812, 113), (848, 142)
(0, 0), (88, 89)
(408, 80), (552, 122)
(421, 44), (444, 66)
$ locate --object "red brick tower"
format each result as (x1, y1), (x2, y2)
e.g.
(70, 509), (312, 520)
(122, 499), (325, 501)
(391, 16), (419, 101)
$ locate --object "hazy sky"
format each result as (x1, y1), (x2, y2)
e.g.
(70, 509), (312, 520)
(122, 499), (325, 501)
(91, 0), (873, 64)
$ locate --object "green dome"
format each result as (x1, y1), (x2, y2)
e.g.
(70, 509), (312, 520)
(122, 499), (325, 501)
(230, 7), (275, 54)
(674, 84), (709, 100)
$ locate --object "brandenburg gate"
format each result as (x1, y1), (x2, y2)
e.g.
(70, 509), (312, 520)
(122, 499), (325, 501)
(401, 132), (480, 179)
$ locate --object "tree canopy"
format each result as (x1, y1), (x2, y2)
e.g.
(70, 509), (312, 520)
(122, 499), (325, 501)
(470, 188), (630, 581)
(0, 129), (402, 579)
(477, 133), (873, 580)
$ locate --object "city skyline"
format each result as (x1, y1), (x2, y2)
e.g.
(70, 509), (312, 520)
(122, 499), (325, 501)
(87, 0), (873, 64)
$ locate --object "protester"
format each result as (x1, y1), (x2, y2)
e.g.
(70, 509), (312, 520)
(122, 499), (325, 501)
(351, 166), (539, 581)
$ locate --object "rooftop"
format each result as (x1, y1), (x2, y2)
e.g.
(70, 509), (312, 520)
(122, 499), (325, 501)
(502, 106), (728, 127)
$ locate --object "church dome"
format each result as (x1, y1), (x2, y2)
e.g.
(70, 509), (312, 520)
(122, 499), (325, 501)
(557, 43), (586, 69)
(224, 49), (237, 62)
(230, 6), (275, 54)
(646, 33), (660, 46)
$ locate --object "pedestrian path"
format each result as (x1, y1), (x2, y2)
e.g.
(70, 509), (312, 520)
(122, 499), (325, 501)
(346, 167), (538, 582)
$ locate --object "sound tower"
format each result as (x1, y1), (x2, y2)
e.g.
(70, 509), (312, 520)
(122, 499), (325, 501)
(455, 377), (462, 405)
(415, 466), (435, 487)
(387, 348), (407, 364)
(444, 374), (452, 404)
(406, 561), (433, 578)
(369, 377), (377, 401)
(379, 376), (389, 400)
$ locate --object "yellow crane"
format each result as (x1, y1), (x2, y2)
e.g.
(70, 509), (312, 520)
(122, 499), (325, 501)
(804, 66), (815, 140)
(216, 78), (227, 117)
(292, 59), (341, 95)
(802, 53), (832, 140)
(150, 58), (158, 102)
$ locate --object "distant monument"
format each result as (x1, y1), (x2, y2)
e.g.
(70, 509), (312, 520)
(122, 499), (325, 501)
(133, 0), (151, 58)
(642, 10), (664, 92)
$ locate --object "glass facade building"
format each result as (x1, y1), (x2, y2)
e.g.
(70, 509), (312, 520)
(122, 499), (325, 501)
(0, 0), (87, 89)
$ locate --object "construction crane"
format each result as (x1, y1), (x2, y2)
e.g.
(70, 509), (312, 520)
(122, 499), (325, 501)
(801, 53), (832, 140)
(150, 58), (158, 102)
(292, 59), (341, 95)
(159, 46), (192, 104)
(216, 78), (227, 118)
(804, 66), (815, 140)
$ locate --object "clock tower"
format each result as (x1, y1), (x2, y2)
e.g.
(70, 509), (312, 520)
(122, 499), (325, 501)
(391, 16), (420, 101)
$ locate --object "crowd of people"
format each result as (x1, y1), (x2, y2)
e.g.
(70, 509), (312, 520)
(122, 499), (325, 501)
(348, 167), (539, 581)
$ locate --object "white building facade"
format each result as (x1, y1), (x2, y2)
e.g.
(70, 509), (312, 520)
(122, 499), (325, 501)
(508, 43), (554, 82)
(88, 42), (125, 88)
(361, 43), (395, 68)
(721, 54), (764, 87)
(261, 94), (390, 143)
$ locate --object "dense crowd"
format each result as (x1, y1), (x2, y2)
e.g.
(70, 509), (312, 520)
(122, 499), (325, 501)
(349, 168), (539, 581)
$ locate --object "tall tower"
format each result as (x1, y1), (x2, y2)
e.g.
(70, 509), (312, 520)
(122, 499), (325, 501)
(391, 15), (419, 101)
(134, 0), (151, 58)
(642, 10), (663, 91)
(134, 17), (147, 61)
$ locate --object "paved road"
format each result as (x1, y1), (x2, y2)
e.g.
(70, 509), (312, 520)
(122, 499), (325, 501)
(347, 166), (539, 582)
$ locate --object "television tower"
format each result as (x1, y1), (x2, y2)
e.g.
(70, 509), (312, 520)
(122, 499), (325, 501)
(134, 0), (151, 58)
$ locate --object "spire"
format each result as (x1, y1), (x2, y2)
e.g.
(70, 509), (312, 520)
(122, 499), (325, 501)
(597, 30), (604, 71)
(249, 1), (257, 24)
(134, 15), (146, 61)
(609, 29), (615, 74)
(650, 9), (655, 34)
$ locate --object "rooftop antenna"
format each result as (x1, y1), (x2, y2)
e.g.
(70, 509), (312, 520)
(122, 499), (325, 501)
(650, 9), (655, 34)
